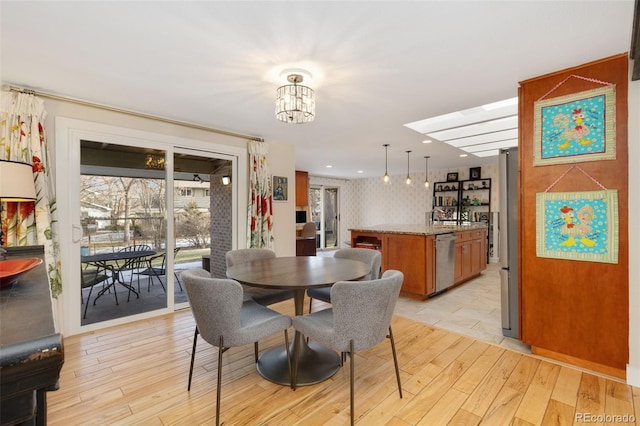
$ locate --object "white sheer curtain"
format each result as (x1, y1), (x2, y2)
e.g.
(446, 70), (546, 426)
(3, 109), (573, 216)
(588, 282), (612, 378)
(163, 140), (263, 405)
(0, 91), (62, 297)
(247, 140), (273, 248)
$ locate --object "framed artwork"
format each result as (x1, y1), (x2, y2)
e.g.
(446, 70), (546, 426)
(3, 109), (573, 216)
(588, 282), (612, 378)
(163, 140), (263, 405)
(469, 167), (481, 180)
(536, 189), (618, 264)
(272, 176), (288, 201)
(533, 85), (616, 166)
(446, 172), (459, 182)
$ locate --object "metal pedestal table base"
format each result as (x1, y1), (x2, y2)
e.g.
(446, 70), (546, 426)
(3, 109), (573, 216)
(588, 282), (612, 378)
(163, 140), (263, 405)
(257, 340), (340, 386)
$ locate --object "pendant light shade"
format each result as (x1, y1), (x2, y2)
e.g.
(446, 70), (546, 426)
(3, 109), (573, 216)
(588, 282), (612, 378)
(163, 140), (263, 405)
(275, 73), (316, 124)
(405, 150), (412, 185)
(383, 144), (390, 183)
(424, 156), (430, 188)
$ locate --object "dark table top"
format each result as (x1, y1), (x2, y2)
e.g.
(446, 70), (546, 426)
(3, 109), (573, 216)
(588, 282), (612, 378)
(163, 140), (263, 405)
(81, 250), (155, 263)
(226, 256), (370, 291)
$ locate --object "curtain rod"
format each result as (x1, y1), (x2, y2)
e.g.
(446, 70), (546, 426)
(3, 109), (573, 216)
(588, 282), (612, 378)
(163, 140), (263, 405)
(6, 85), (264, 142)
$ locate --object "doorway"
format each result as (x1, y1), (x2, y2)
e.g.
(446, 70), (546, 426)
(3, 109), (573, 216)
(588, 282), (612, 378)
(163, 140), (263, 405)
(309, 185), (339, 250)
(56, 117), (246, 336)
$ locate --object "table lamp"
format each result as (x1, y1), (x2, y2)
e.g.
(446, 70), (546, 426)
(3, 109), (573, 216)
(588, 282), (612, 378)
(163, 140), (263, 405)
(0, 160), (37, 258)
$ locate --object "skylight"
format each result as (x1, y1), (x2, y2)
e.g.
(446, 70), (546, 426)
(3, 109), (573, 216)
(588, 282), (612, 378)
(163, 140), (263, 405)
(404, 97), (518, 158)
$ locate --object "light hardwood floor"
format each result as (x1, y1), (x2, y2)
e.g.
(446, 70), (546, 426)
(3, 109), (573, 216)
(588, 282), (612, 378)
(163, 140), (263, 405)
(48, 299), (639, 425)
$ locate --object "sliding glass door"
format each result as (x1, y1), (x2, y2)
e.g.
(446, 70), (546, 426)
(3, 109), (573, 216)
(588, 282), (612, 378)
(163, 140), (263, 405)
(310, 185), (339, 250)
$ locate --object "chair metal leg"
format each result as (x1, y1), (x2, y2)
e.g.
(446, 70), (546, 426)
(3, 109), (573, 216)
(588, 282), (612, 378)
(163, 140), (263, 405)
(83, 286), (94, 319)
(188, 327), (199, 391)
(175, 273), (183, 291)
(349, 339), (355, 426)
(388, 326), (403, 399)
(254, 342), (259, 363)
(291, 330), (301, 391)
(308, 297), (313, 314)
(283, 329), (292, 389)
(216, 336), (224, 426)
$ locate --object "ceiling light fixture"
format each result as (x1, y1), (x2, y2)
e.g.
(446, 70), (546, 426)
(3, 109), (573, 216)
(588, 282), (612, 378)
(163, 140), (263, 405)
(275, 71), (315, 124)
(383, 144), (390, 183)
(405, 150), (412, 185)
(424, 156), (430, 188)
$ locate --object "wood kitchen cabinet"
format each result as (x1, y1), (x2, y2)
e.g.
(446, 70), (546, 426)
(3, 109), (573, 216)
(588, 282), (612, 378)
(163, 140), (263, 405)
(350, 226), (486, 300)
(453, 229), (487, 285)
(295, 170), (309, 206)
(351, 231), (435, 299)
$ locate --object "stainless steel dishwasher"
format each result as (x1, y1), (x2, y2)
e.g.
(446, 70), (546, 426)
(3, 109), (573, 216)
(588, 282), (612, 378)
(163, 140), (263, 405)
(434, 233), (457, 295)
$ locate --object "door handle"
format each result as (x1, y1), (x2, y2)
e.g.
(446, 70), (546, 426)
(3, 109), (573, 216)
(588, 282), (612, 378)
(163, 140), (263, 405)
(72, 225), (83, 243)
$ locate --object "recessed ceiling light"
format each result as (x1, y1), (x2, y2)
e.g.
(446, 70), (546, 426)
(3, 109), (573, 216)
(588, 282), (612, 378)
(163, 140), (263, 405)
(357, 170), (364, 174)
(422, 139), (432, 144)
(326, 165), (332, 168)
(459, 154), (468, 157)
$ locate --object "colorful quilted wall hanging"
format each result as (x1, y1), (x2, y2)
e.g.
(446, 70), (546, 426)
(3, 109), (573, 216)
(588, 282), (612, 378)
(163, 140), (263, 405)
(533, 84), (616, 166)
(536, 189), (618, 264)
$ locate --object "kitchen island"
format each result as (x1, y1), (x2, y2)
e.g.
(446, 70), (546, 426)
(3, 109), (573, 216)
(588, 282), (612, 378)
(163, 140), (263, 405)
(349, 224), (488, 300)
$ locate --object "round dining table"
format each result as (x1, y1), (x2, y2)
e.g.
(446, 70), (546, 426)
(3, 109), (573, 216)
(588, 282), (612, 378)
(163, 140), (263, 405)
(227, 256), (370, 386)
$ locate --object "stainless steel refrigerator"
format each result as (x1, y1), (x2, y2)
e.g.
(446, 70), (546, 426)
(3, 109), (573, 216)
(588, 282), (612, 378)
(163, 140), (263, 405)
(499, 147), (518, 338)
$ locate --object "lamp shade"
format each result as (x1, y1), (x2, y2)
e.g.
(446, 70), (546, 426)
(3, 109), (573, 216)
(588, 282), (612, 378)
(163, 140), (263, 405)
(0, 160), (37, 201)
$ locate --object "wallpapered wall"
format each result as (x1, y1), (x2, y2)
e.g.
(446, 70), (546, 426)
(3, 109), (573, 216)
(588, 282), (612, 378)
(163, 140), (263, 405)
(309, 161), (500, 258)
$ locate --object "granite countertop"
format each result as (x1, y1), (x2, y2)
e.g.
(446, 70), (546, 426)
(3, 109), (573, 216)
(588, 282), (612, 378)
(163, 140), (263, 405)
(348, 223), (488, 236)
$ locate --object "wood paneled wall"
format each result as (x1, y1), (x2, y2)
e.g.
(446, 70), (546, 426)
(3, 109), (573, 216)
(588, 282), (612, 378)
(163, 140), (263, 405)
(519, 54), (629, 378)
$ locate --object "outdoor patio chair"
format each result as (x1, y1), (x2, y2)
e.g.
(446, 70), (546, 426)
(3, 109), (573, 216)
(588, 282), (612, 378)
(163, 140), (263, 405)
(133, 247), (183, 293)
(80, 265), (114, 319)
(117, 244), (152, 288)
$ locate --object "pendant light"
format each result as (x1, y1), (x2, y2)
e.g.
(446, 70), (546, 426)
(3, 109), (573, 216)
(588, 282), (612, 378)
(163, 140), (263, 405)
(405, 150), (412, 185)
(424, 156), (430, 188)
(382, 144), (390, 183)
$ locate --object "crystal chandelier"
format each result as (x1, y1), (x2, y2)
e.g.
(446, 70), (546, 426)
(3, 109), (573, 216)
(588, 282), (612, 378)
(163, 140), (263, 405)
(275, 73), (316, 124)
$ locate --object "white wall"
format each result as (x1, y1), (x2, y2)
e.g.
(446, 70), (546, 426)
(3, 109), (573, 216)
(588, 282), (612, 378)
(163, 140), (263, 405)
(270, 143), (296, 256)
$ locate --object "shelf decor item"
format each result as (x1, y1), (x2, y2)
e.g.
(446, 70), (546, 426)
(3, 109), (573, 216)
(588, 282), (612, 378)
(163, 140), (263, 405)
(446, 172), (458, 182)
(469, 167), (481, 179)
(533, 78), (616, 166)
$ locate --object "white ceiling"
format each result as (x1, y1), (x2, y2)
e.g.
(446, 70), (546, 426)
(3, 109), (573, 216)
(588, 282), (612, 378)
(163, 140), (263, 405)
(0, 1), (634, 179)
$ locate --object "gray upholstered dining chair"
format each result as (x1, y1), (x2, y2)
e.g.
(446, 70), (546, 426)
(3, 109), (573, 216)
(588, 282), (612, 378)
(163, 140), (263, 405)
(306, 248), (381, 313)
(182, 268), (292, 426)
(226, 248), (295, 306)
(292, 270), (404, 425)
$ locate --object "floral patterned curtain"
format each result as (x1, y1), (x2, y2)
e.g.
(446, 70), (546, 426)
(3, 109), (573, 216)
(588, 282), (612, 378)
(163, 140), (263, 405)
(247, 140), (273, 248)
(1, 91), (62, 297)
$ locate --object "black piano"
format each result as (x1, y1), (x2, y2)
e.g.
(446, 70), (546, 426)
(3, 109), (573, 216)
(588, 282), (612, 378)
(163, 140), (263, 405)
(1, 246), (64, 426)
